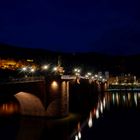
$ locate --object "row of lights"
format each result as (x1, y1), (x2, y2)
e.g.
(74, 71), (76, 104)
(21, 64), (57, 73)
(20, 65), (107, 81)
(73, 96), (107, 140)
(73, 68), (107, 82)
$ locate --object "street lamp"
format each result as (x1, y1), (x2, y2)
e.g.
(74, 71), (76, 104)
(22, 67), (27, 71)
(53, 66), (57, 71)
(73, 68), (81, 76)
(30, 68), (35, 72)
(42, 65), (49, 70)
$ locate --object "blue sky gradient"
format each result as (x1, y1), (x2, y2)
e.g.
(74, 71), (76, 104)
(0, 0), (140, 55)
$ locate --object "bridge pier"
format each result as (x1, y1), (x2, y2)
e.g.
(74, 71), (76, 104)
(45, 78), (69, 117)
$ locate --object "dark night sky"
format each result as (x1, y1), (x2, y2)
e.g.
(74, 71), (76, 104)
(0, 0), (140, 55)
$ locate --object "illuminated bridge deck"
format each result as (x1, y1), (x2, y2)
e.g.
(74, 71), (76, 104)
(108, 83), (140, 92)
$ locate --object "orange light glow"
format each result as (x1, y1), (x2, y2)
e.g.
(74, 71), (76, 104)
(51, 81), (58, 90)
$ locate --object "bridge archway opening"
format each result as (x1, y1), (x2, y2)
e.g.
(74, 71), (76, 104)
(14, 92), (45, 116)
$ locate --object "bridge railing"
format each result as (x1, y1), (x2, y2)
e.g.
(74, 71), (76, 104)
(0, 76), (45, 84)
(61, 75), (76, 80)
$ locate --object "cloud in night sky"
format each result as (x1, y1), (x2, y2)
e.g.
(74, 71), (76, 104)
(0, 0), (140, 55)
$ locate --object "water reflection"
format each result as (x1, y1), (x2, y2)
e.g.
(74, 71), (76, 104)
(0, 92), (140, 140)
(0, 110), (78, 140)
(88, 112), (93, 128)
(0, 98), (19, 116)
(0, 95), (80, 140)
(71, 92), (140, 140)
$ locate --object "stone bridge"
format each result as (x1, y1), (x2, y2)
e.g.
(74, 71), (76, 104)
(0, 75), (106, 118)
(0, 77), (69, 117)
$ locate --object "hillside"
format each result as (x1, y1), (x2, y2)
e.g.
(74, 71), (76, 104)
(0, 44), (140, 76)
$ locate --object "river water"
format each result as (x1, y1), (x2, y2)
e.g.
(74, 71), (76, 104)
(0, 92), (139, 140)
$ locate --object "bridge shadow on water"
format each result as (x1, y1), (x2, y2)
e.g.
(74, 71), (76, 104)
(0, 90), (79, 140)
(0, 111), (81, 140)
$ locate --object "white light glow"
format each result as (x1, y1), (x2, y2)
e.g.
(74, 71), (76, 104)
(87, 72), (92, 76)
(75, 135), (78, 140)
(88, 112), (93, 128)
(42, 65), (49, 70)
(112, 94), (115, 104)
(134, 94), (137, 106)
(103, 98), (106, 108)
(22, 67), (27, 71)
(99, 76), (102, 79)
(77, 69), (80, 73)
(95, 75), (98, 77)
(74, 68), (78, 72)
(100, 102), (103, 113)
(88, 117), (93, 128)
(96, 109), (99, 119)
(123, 95), (126, 102)
(31, 68), (35, 72)
(53, 67), (57, 71)
(78, 131), (81, 139)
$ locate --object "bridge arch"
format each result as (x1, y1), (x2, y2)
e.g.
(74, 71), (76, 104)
(14, 92), (45, 116)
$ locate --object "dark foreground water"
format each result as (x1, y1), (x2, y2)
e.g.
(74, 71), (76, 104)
(0, 92), (139, 140)
(72, 92), (140, 140)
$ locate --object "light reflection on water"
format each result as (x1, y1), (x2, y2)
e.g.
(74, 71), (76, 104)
(0, 92), (140, 140)
(71, 92), (140, 140)
(0, 99), (19, 116)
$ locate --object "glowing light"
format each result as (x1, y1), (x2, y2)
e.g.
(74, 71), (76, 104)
(103, 98), (106, 108)
(77, 69), (80, 73)
(115, 82), (118, 85)
(42, 65), (49, 70)
(134, 94), (137, 106)
(30, 68), (35, 72)
(27, 59), (33, 62)
(22, 67), (27, 71)
(128, 93), (131, 101)
(88, 118), (93, 128)
(88, 112), (93, 128)
(75, 135), (78, 140)
(53, 67), (57, 71)
(74, 68), (78, 72)
(96, 109), (99, 119)
(87, 72), (92, 76)
(91, 76), (94, 79)
(116, 93), (119, 105)
(78, 131), (81, 139)
(100, 102), (103, 113)
(102, 78), (105, 82)
(75, 73), (80, 76)
(51, 81), (58, 90)
(123, 95), (126, 102)
(112, 94), (115, 104)
(99, 76), (102, 79)
(73, 68), (81, 77)
(95, 75), (98, 77)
